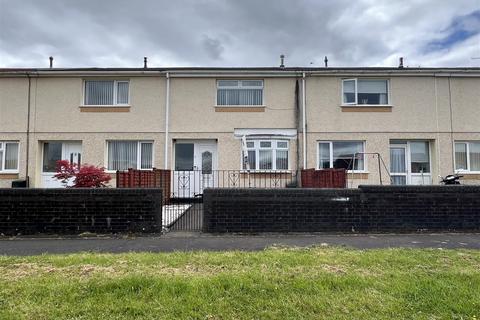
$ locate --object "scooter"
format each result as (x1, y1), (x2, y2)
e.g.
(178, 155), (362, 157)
(439, 174), (463, 185)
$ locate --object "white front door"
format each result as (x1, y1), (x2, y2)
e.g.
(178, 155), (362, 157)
(41, 141), (82, 188)
(389, 141), (431, 185)
(173, 141), (217, 198)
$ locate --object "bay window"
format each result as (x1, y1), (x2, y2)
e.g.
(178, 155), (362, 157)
(342, 79), (389, 105)
(217, 80), (263, 106)
(107, 141), (153, 171)
(318, 141), (365, 171)
(455, 142), (480, 172)
(0, 142), (19, 172)
(84, 80), (129, 105)
(242, 140), (289, 171)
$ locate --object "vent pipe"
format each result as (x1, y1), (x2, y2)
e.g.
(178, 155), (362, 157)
(399, 57), (404, 68)
(324, 56), (328, 68)
(144, 57), (148, 68)
(49, 56), (53, 68)
(280, 54), (285, 68)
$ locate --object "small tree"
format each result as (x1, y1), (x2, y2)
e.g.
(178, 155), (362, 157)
(54, 160), (111, 188)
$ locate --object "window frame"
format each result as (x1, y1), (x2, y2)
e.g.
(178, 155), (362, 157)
(83, 80), (130, 106)
(454, 141), (480, 173)
(341, 78), (391, 106)
(0, 141), (20, 173)
(216, 79), (265, 107)
(316, 140), (367, 172)
(105, 140), (153, 172)
(241, 139), (289, 172)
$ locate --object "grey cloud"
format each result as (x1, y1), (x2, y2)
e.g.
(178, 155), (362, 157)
(0, 0), (479, 68)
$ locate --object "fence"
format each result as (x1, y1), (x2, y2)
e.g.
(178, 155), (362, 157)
(300, 168), (347, 188)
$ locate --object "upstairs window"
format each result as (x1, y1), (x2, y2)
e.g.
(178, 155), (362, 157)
(217, 80), (263, 106)
(0, 142), (19, 172)
(342, 79), (389, 105)
(84, 80), (129, 105)
(242, 140), (288, 171)
(455, 141), (480, 172)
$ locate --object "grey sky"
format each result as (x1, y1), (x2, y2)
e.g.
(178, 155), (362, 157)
(1, 0), (479, 68)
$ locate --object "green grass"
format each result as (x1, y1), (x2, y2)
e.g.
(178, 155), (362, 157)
(0, 247), (479, 320)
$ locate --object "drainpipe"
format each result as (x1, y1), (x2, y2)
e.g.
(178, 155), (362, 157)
(164, 72), (170, 169)
(302, 72), (307, 169)
(25, 73), (32, 187)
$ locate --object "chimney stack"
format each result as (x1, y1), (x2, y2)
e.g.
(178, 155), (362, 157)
(144, 57), (148, 68)
(324, 56), (328, 68)
(49, 56), (53, 68)
(399, 57), (404, 68)
(279, 54), (285, 68)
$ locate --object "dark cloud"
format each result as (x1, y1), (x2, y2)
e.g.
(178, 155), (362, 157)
(0, 0), (479, 68)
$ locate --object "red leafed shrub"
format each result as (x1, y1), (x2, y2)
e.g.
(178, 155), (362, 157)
(54, 160), (111, 188)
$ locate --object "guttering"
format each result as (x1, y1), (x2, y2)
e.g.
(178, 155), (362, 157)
(164, 72), (170, 169)
(302, 72), (307, 169)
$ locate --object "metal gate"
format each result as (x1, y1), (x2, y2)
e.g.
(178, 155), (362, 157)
(117, 169), (298, 232)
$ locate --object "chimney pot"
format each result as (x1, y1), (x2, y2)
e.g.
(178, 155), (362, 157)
(49, 56), (53, 68)
(399, 57), (404, 68)
(324, 56), (328, 68)
(144, 57), (148, 68)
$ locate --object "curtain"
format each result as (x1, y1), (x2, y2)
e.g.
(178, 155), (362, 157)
(217, 89), (263, 105)
(140, 143), (153, 169)
(343, 80), (355, 103)
(116, 82), (129, 104)
(318, 143), (330, 169)
(455, 143), (468, 170)
(85, 81), (114, 105)
(108, 141), (137, 171)
(470, 142), (480, 171)
(259, 150), (272, 170)
(410, 142), (430, 173)
(390, 148), (406, 173)
(276, 150), (288, 170)
(357, 80), (388, 104)
(4, 143), (19, 170)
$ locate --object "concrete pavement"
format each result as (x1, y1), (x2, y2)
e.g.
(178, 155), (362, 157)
(0, 233), (479, 255)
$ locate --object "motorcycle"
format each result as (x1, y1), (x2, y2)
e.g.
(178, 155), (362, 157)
(439, 174), (463, 185)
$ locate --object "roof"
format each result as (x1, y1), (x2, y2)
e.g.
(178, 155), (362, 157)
(1, 66), (479, 77)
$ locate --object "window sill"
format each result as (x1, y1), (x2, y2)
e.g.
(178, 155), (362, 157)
(0, 173), (19, 179)
(80, 106), (131, 113)
(215, 106), (265, 112)
(340, 105), (392, 112)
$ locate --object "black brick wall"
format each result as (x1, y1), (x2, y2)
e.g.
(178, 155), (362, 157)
(0, 188), (162, 235)
(203, 186), (480, 233)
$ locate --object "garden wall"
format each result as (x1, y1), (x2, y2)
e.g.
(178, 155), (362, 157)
(0, 188), (162, 235)
(203, 186), (480, 233)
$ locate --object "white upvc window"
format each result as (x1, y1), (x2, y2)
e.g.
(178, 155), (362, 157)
(84, 80), (129, 106)
(317, 141), (365, 171)
(455, 141), (480, 173)
(342, 78), (389, 105)
(107, 141), (153, 171)
(242, 140), (289, 171)
(0, 141), (19, 173)
(217, 80), (264, 106)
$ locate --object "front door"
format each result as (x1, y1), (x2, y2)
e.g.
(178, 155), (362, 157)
(173, 141), (217, 198)
(41, 141), (82, 188)
(389, 141), (431, 185)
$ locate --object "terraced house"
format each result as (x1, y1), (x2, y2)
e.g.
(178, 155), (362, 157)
(1, 65), (479, 189)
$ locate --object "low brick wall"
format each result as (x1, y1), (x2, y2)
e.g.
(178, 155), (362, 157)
(0, 188), (162, 235)
(203, 186), (480, 233)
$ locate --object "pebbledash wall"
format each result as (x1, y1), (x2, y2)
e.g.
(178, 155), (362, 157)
(203, 186), (480, 233)
(0, 188), (162, 235)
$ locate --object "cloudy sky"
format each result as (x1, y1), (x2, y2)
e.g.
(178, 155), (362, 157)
(1, 0), (479, 68)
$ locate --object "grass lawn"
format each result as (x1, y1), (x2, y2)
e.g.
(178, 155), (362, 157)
(0, 247), (479, 320)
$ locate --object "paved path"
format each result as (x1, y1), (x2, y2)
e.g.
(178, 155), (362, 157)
(0, 233), (479, 255)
